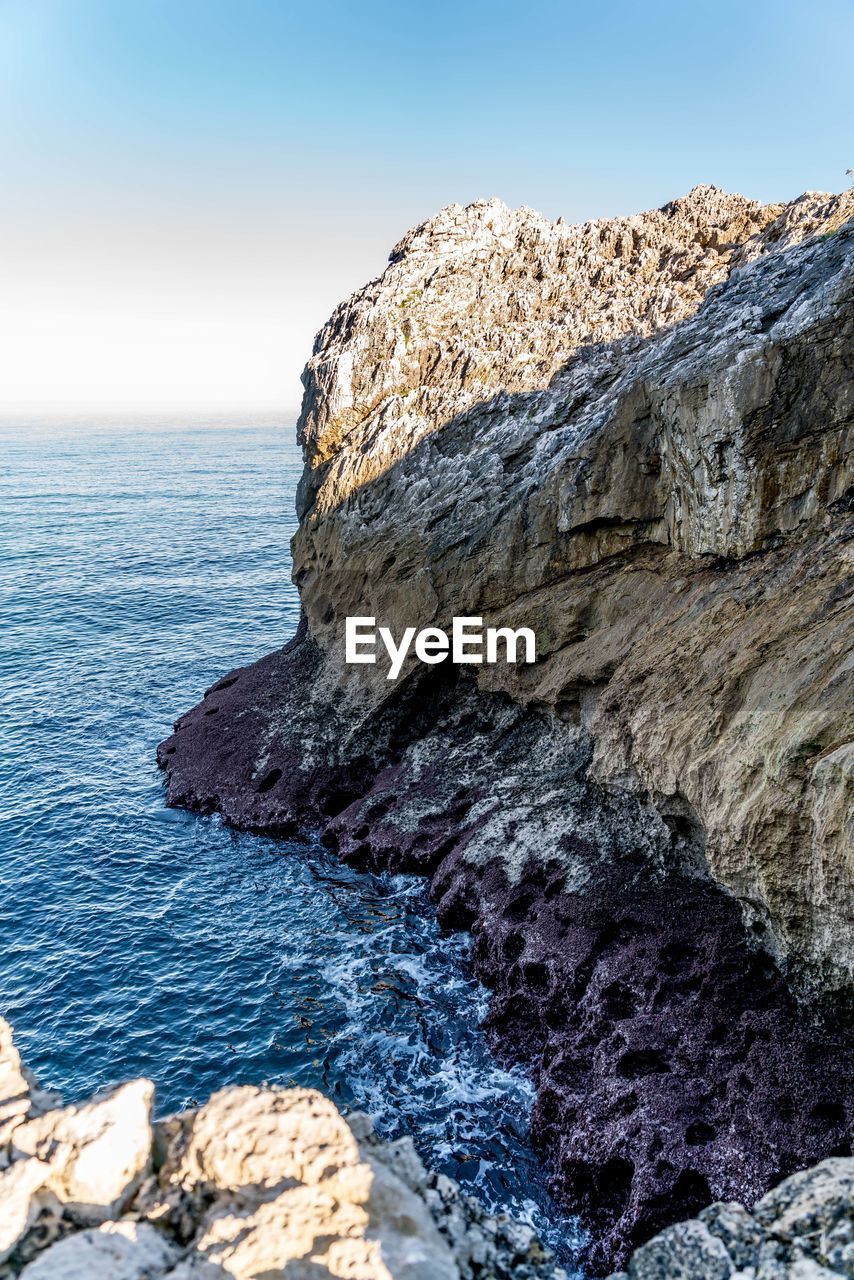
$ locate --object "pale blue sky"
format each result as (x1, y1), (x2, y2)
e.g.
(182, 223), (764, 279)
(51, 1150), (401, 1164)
(1, 0), (851, 409)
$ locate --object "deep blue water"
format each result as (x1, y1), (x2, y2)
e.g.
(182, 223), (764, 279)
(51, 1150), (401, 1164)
(0, 418), (575, 1259)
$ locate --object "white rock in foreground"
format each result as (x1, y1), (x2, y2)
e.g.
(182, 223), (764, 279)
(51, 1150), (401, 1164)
(12, 1078), (153, 1218)
(155, 1085), (459, 1280)
(0, 1018), (566, 1279)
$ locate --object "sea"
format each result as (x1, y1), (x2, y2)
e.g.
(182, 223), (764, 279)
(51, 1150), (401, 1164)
(0, 414), (577, 1263)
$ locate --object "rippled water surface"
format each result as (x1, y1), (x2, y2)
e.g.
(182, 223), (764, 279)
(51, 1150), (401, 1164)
(0, 417), (575, 1259)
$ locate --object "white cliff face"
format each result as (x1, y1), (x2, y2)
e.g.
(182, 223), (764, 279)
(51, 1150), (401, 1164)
(0, 1019), (566, 1280)
(289, 186), (854, 1004)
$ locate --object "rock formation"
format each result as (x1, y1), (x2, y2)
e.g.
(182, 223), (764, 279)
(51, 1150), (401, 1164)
(0, 1019), (566, 1279)
(607, 1158), (854, 1280)
(159, 186), (854, 1272)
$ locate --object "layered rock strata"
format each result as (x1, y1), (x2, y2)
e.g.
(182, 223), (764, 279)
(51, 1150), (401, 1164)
(159, 186), (854, 1272)
(0, 1019), (565, 1280)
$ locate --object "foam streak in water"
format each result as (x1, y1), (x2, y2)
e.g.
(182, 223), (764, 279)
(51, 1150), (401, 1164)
(0, 418), (576, 1259)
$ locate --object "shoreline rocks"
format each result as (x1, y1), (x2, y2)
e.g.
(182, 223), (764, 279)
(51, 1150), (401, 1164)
(607, 1159), (854, 1279)
(0, 1019), (568, 1280)
(4, 1017), (851, 1279)
(158, 186), (854, 1270)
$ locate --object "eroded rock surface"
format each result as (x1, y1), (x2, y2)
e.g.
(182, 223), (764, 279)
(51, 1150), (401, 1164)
(159, 186), (854, 1270)
(607, 1158), (854, 1279)
(0, 1019), (565, 1280)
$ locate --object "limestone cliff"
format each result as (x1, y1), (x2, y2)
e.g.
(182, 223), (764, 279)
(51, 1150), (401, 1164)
(0, 1019), (565, 1279)
(159, 186), (853, 1273)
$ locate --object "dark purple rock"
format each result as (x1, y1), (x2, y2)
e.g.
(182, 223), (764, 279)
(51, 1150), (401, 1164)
(157, 647), (852, 1275)
(430, 851), (852, 1274)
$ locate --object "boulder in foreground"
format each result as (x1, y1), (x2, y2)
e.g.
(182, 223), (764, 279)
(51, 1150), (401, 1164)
(0, 1018), (566, 1280)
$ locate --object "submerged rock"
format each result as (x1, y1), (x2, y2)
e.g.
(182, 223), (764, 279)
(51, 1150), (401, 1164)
(158, 185), (854, 1270)
(0, 1019), (566, 1280)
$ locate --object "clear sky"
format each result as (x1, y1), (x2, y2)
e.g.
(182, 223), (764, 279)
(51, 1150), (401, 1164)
(1, 0), (852, 413)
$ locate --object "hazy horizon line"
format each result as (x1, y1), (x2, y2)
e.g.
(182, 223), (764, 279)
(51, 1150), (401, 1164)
(0, 400), (303, 423)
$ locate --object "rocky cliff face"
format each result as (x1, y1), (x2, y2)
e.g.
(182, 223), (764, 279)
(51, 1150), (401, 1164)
(159, 186), (853, 1273)
(293, 184), (853, 1006)
(0, 1019), (565, 1279)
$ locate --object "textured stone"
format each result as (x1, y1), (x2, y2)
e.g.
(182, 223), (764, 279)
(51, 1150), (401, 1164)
(752, 1159), (854, 1270)
(0, 1018), (153, 1264)
(169, 1084), (363, 1191)
(0, 1021), (59, 1151)
(0, 1021), (565, 1280)
(0, 1159), (55, 1264)
(159, 185), (854, 1271)
(607, 1157), (854, 1279)
(0, 1022), (38, 1150)
(698, 1202), (765, 1270)
(152, 1084), (460, 1280)
(11, 1078), (153, 1219)
(360, 1124), (567, 1280)
(617, 1219), (733, 1279)
(433, 835), (851, 1274)
(18, 1222), (180, 1280)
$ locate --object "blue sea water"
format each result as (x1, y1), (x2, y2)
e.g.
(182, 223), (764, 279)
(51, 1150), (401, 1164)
(0, 417), (575, 1259)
